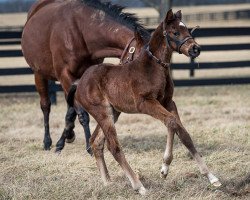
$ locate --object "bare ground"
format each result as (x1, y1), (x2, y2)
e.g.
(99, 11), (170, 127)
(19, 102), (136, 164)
(0, 85), (249, 200)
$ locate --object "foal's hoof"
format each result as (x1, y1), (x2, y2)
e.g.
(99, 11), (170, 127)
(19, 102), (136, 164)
(86, 146), (93, 156)
(66, 131), (76, 143)
(160, 164), (169, 179)
(207, 173), (222, 187)
(211, 180), (222, 187)
(138, 187), (148, 196)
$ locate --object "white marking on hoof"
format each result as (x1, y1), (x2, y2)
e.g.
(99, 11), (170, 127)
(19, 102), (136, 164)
(138, 186), (147, 195)
(160, 163), (169, 178)
(207, 173), (221, 187)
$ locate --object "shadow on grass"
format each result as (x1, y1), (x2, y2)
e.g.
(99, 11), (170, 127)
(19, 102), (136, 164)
(218, 173), (250, 197)
(120, 134), (223, 156)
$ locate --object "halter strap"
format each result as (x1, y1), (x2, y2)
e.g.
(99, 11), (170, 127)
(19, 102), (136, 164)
(165, 34), (193, 54)
(120, 37), (136, 64)
(162, 19), (196, 54)
(145, 46), (169, 69)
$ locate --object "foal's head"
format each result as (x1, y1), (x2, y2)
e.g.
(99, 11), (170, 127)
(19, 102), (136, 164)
(138, 9), (201, 67)
(161, 9), (201, 59)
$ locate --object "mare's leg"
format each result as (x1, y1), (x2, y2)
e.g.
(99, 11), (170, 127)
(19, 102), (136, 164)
(137, 99), (221, 187)
(65, 107), (77, 143)
(89, 105), (146, 195)
(55, 106), (77, 153)
(90, 110), (121, 184)
(77, 108), (92, 155)
(34, 73), (52, 150)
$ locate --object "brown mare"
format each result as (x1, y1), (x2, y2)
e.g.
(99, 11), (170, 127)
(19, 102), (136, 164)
(68, 10), (221, 194)
(21, 0), (150, 152)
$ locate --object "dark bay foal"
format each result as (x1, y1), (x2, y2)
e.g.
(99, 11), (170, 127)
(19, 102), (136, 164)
(70, 10), (221, 194)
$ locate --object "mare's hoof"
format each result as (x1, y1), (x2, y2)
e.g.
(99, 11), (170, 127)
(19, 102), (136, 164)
(66, 131), (76, 143)
(44, 146), (51, 151)
(86, 146), (93, 156)
(55, 149), (61, 155)
(55, 140), (65, 153)
(44, 140), (52, 151)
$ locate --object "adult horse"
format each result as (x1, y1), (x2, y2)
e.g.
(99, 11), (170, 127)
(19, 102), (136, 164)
(67, 9), (221, 194)
(21, 0), (151, 151)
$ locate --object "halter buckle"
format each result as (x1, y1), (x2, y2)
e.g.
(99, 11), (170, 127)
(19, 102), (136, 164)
(129, 47), (135, 54)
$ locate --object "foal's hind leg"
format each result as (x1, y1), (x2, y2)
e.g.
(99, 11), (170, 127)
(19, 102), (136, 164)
(90, 110), (121, 184)
(90, 106), (146, 195)
(90, 125), (110, 184)
(34, 73), (52, 150)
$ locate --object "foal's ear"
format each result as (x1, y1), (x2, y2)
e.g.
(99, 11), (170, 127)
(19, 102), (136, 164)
(134, 29), (144, 47)
(164, 9), (174, 24)
(175, 10), (182, 20)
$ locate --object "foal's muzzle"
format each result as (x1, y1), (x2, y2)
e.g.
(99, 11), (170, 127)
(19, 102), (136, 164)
(188, 44), (201, 58)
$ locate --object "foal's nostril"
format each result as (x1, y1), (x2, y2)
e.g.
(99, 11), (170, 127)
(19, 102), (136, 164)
(189, 45), (201, 58)
(193, 45), (201, 54)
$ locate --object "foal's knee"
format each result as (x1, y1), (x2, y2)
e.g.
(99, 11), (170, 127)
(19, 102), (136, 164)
(106, 137), (121, 156)
(165, 116), (179, 131)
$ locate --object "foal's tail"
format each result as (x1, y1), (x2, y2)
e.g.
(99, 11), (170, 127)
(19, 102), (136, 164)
(67, 82), (78, 107)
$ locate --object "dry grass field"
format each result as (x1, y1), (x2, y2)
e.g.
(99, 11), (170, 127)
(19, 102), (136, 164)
(0, 3), (250, 199)
(0, 85), (249, 200)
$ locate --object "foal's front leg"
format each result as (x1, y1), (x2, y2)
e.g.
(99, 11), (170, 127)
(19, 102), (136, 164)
(90, 111), (121, 184)
(138, 99), (221, 187)
(166, 100), (221, 186)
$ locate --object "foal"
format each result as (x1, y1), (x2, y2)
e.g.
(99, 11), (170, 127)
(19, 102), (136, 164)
(70, 10), (221, 194)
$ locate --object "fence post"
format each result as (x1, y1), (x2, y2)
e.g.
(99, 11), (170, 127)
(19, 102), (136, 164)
(48, 80), (57, 105)
(189, 58), (195, 77)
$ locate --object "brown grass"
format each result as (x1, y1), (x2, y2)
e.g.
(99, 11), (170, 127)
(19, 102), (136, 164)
(0, 85), (249, 199)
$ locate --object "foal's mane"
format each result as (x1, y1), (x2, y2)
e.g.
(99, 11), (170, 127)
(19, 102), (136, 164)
(81, 0), (150, 40)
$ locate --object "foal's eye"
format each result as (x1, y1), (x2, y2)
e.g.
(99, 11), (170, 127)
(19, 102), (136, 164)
(174, 32), (180, 37)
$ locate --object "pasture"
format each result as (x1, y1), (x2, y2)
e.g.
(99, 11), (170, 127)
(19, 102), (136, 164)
(0, 85), (249, 199)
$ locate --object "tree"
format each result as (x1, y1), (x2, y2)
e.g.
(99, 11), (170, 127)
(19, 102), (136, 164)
(141, 0), (173, 20)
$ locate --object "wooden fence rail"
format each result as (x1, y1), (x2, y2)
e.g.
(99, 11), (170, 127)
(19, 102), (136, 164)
(0, 27), (250, 104)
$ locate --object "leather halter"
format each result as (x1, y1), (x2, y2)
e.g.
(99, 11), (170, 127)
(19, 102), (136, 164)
(119, 37), (136, 64)
(145, 45), (169, 68)
(163, 18), (195, 54)
(145, 21), (195, 68)
(164, 33), (193, 54)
